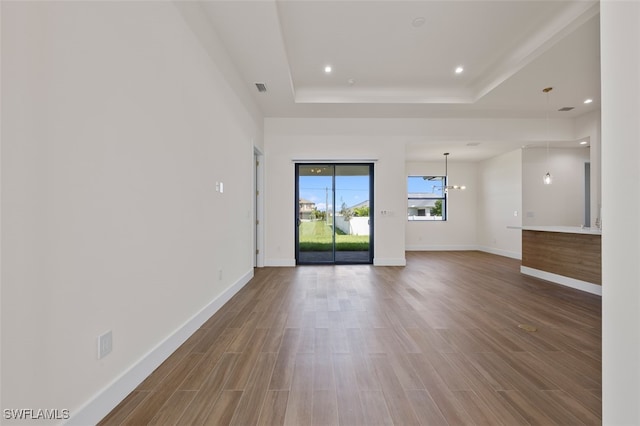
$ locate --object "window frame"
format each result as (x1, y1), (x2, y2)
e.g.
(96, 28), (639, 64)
(407, 175), (447, 221)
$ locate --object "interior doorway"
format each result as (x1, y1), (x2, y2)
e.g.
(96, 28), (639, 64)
(254, 148), (263, 267)
(295, 163), (373, 264)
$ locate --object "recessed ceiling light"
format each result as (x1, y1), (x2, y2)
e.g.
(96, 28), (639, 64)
(580, 141), (588, 145)
(455, 66), (464, 74)
(412, 17), (426, 27)
(584, 98), (593, 104)
(324, 65), (332, 74)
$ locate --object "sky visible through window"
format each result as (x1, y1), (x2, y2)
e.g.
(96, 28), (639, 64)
(408, 176), (445, 197)
(299, 175), (370, 212)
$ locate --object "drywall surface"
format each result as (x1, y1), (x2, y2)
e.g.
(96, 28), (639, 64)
(1, 2), (261, 422)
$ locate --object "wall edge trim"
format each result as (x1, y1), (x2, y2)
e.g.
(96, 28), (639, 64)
(521, 265), (602, 296)
(373, 257), (406, 266)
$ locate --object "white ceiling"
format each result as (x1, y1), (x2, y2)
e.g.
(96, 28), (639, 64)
(200, 0), (601, 160)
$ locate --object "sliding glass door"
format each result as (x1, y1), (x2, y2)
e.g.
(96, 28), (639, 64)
(295, 163), (373, 264)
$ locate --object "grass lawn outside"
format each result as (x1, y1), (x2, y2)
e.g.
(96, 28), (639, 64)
(298, 221), (369, 251)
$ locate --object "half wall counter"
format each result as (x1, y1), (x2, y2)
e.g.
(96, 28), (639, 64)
(520, 226), (602, 295)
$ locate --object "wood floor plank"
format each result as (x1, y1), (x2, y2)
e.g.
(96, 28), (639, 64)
(387, 351), (425, 390)
(100, 252), (601, 426)
(369, 354), (421, 425)
(492, 350), (560, 391)
(462, 351), (521, 391)
(297, 325), (315, 353)
(269, 328), (301, 390)
(423, 350), (473, 392)
(442, 352), (530, 426)
(503, 386), (584, 426)
(313, 352), (335, 390)
(230, 352), (277, 426)
(136, 343), (200, 391)
(497, 390), (558, 425)
(97, 391), (150, 426)
(352, 352), (381, 391)
(203, 390), (243, 426)
(121, 353), (203, 426)
(359, 390), (394, 426)
(226, 312), (261, 352)
(283, 353), (314, 426)
(312, 389), (339, 426)
(262, 326), (286, 353)
(345, 327), (368, 354)
(406, 389), (449, 426)
(544, 389), (601, 424)
(179, 328), (237, 390)
(257, 390), (289, 426)
(408, 353), (475, 425)
(148, 390), (196, 426)
(453, 390), (502, 426)
(407, 327), (457, 354)
(176, 352), (238, 425)
(333, 353), (367, 425)
(329, 326), (351, 353)
(224, 327), (269, 390)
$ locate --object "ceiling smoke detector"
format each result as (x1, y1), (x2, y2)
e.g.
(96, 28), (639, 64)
(412, 17), (426, 27)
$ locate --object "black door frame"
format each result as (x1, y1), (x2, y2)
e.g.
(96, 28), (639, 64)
(295, 163), (374, 265)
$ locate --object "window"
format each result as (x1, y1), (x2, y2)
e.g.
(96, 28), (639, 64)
(407, 176), (446, 221)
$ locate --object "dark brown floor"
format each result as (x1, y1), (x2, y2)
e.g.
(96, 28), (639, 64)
(100, 251), (602, 425)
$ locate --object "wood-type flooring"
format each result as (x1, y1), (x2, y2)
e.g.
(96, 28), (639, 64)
(99, 251), (602, 425)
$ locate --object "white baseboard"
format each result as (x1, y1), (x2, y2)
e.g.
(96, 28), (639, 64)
(264, 258), (296, 267)
(405, 244), (478, 252)
(405, 245), (522, 261)
(266, 257), (406, 267)
(521, 266), (602, 296)
(67, 269), (255, 426)
(374, 257), (406, 266)
(477, 246), (522, 260)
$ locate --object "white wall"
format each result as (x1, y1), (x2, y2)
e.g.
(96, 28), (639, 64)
(476, 149), (523, 259)
(263, 116), (579, 266)
(405, 161), (478, 251)
(264, 118), (407, 266)
(601, 2), (640, 424)
(574, 110), (601, 227)
(522, 147), (591, 226)
(1, 2), (261, 423)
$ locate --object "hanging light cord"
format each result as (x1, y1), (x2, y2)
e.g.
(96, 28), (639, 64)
(543, 87), (553, 185)
(545, 88), (551, 164)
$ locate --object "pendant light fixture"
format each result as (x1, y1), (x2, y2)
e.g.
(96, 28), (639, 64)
(443, 152), (466, 192)
(543, 87), (553, 185)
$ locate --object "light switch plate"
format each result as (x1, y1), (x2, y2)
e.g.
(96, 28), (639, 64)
(98, 330), (112, 359)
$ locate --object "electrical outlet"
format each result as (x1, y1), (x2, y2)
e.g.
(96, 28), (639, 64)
(98, 330), (113, 359)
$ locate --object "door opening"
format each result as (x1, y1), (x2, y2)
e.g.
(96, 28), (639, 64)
(295, 163), (373, 264)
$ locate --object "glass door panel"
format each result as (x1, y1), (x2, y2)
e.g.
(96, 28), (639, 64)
(296, 163), (373, 265)
(335, 164), (372, 263)
(296, 165), (335, 264)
